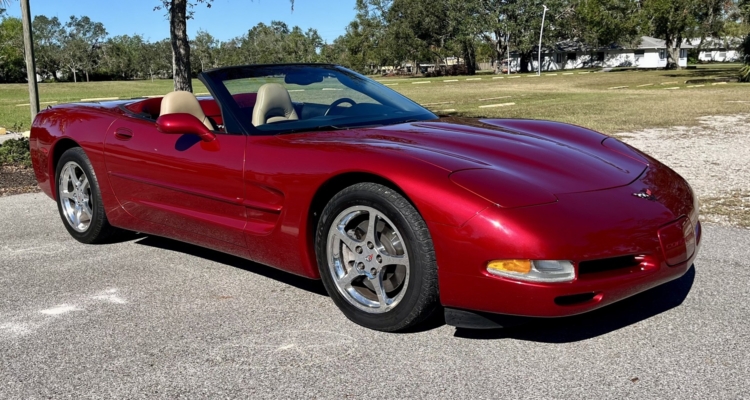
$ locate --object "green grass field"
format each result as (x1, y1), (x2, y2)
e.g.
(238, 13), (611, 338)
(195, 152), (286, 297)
(1, 64), (747, 134)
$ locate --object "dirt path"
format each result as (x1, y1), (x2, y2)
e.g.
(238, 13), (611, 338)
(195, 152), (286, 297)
(0, 166), (39, 197)
(618, 114), (750, 228)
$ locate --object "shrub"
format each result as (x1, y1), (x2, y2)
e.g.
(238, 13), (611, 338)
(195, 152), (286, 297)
(740, 34), (750, 83)
(0, 138), (32, 168)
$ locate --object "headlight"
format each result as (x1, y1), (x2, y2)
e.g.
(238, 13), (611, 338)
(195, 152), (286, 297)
(487, 259), (575, 283)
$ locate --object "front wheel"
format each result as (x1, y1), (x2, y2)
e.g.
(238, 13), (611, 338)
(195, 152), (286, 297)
(315, 183), (439, 332)
(55, 147), (122, 244)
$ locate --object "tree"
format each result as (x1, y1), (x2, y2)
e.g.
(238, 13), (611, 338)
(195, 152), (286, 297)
(564, 0), (644, 49)
(101, 34), (146, 79)
(60, 16), (107, 82)
(156, 0), (295, 92)
(191, 29), (218, 72)
(140, 39), (173, 81)
(32, 15), (64, 81)
(0, 14), (24, 82)
(336, 1), (393, 74)
(643, 0), (698, 69)
(501, 0), (567, 73)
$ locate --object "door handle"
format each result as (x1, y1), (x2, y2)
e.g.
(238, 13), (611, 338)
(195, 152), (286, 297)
(114, 128), (133, 141)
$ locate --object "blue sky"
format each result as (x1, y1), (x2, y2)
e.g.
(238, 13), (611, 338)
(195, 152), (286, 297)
(5, 0), (357, 43)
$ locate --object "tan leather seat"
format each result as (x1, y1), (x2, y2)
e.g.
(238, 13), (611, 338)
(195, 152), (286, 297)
(159, 91), (214, 131)
(252, 83), (299, 126)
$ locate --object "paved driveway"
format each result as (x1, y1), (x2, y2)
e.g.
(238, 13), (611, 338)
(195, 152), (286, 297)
(1, 193), (748, 399)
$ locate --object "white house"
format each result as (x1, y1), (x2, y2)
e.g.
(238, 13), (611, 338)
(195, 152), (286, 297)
(689, 37), (742, 62)
(508, 36), (693, 72)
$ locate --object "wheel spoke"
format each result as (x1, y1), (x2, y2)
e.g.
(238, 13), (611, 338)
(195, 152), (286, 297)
(63, 164), (75, 188)
(72, 204), (82, 226)
(81, 202), (93, 220)
(370, 272), (390, 309)
(365, 211), (379, 244)
(79, 174), (89, 191)
(333, 227), (360, 252)
(338, 267), (361, 287)
(59, 190), (74, 200)
(378, 251), (410, 268)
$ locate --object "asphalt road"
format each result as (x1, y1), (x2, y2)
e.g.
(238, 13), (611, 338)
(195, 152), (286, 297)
(1, 192), (749, 399)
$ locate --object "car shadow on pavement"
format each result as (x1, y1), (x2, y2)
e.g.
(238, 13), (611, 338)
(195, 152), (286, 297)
(134, 235), (329, 297)
(454, 265), (696, 343)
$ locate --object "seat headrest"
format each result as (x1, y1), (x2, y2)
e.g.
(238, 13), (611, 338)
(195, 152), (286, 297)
(252, 83), (299, 126)
(160, 91), (214, 131)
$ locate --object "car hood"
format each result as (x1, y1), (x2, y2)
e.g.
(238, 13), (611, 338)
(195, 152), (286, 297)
(359, 118), (649, 195)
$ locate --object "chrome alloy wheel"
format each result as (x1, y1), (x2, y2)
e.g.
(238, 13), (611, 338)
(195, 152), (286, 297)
(326, 205), (411, 313)
(58, 161), (93, 232)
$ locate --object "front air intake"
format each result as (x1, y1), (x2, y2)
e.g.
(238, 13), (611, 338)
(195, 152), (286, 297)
(554, 292), (597, 306)
(578, 255), (641, 275)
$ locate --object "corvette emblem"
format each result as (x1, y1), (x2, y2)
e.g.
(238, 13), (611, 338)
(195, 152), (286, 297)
(365, 254), (374, 262)
(633, 189), (656, 201)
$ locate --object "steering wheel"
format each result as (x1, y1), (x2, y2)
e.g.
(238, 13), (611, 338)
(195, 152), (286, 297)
(325, 98), (357, 116)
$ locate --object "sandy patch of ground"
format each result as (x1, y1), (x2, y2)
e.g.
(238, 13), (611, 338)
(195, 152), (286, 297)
(618, 114), (750, 228)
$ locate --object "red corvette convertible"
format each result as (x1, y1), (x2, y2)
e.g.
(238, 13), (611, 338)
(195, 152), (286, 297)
(30, 64), (700, 331)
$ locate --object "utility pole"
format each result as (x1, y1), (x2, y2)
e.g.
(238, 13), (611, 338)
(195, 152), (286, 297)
(538, 5), (548, 76)
(20, 0), (39, 123)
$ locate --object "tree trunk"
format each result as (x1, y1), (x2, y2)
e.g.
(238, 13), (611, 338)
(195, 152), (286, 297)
(665, 33), (683, 70)
(169, 0), (193, 92)
(85, 70), (89, 82)
(462, 39), (477, 75)
(72, 68), (77, 83)
(520, 52), (531, 73)
(493, 41), (505, 74)
(667, 47), (682, 70)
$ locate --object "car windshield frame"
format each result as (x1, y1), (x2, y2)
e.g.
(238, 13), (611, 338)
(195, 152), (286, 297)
(199, 64), (437, 136)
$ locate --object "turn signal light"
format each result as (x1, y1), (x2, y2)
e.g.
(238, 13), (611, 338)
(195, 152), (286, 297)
(487, 259), (532, 274)
(487, 259), (575, 283)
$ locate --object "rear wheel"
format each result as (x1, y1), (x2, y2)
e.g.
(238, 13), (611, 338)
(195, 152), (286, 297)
(55, 147), (122, 244)
(316, 183), (439, 332)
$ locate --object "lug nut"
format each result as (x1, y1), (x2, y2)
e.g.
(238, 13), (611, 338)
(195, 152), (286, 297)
(367, 242), (374, 249)
(370, 268), (376, 274)
(376, 255), (382, 264)
(355, 246), (363, 254)
(357, 262), (365, 270)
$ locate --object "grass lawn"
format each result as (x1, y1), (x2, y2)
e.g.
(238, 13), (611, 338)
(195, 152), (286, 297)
(0, 80), (209, 132)
(0, 64), (747, 134)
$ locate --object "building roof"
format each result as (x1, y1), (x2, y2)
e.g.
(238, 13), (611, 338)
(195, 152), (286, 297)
(687, 37), (743, 49)
(638, 36), (694, 49)
(544, 36), (694, 53)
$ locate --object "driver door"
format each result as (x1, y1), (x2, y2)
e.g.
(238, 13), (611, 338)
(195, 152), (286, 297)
(104, 115), (247, 248)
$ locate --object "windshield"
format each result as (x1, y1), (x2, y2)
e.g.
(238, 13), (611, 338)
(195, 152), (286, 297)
(201, 64), (436, 134)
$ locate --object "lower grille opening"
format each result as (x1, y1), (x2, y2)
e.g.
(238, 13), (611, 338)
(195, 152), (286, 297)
(578, 255), (641, 275)
(555, 292), (596, 306)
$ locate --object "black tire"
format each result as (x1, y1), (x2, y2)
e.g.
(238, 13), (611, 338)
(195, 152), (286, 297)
(315, 182), (440, 332)
(55, 147), (122, 244)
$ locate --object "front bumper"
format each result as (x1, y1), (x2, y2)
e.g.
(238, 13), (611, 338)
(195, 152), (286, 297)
(433, 163), (701, 319)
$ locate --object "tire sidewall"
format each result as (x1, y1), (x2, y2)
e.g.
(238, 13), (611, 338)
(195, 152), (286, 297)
(55, 147), (108, 244)
(315, 184), (436, 332)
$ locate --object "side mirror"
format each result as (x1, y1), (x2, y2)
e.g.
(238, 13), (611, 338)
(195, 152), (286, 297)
(156, 113), (216, 142)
